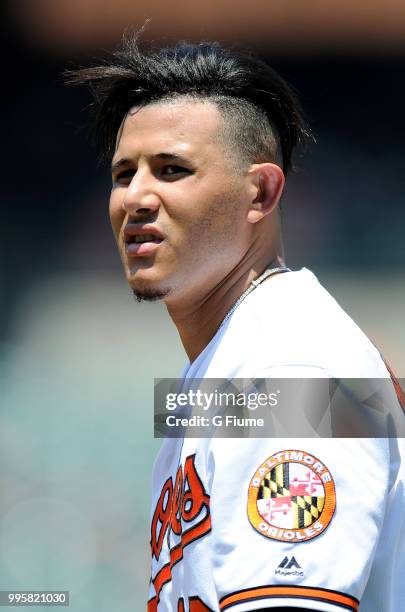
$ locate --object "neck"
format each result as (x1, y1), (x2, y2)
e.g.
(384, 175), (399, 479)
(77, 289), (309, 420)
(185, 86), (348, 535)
(166, 250), (286, 363)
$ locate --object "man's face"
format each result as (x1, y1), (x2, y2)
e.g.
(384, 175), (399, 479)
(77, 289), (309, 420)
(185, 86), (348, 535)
(109, 98), (254, 303)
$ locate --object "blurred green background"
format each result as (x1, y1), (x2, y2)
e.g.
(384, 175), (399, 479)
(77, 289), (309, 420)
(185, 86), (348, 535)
(1, 0), (405, 609)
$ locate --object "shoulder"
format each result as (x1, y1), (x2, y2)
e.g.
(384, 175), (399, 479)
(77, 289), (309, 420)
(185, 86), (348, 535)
(238, 268), (388, 377)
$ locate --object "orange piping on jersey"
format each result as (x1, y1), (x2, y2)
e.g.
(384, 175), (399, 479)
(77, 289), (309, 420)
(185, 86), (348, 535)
(147, 596), (157, 612)
(219, 585), (359, 611)
(368, 340), (405, 414)
(383, 359), (405, 413)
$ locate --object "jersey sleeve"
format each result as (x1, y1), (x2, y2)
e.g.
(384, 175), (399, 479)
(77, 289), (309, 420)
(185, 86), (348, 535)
(206, 366), (393, 611)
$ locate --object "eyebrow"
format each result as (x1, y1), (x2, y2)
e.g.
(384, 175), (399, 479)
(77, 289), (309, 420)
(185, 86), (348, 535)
(111, 158), (131, 173)
(111, 152), (192, 173)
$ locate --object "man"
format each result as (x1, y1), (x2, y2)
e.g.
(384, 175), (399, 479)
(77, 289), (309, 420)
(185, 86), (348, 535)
(70, 34), (404, 612)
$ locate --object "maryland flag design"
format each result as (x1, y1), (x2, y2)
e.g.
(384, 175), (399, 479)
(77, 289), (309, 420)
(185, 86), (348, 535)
(248, 450), (336, 542)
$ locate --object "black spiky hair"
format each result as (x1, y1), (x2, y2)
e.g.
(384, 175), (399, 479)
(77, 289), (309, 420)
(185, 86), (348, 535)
(67, 31), (313, 173)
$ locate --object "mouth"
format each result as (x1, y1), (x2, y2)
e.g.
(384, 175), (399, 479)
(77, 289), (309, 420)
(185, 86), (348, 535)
(123, 225), (165, 257)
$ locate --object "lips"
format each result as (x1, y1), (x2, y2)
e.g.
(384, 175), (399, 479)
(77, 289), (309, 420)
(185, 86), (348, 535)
(123, 224), (164, 257)
(131, 233), (161, 244)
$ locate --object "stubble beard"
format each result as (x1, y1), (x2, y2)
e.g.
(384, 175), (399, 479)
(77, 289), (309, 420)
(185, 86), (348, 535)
(124, 255), (171, 303)
(130, 273), (171, 303)
(132, 287), (170, 303)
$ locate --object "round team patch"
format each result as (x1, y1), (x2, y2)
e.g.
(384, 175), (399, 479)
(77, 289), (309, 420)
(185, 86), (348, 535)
(248, 450), (336, 542)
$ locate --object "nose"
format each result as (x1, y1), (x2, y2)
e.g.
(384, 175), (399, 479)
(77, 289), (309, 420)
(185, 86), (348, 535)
(122, 170), (161, 216)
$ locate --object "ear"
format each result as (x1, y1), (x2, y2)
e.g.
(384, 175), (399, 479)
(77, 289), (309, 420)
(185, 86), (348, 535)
(247, 163), (285, 224)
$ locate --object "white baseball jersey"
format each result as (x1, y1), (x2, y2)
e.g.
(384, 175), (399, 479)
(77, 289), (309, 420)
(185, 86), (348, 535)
(148, 268), (405, 612)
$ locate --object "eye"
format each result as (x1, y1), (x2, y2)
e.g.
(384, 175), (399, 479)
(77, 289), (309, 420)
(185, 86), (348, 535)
(161, 165), (191, 178)
(114, 169), (135, 184)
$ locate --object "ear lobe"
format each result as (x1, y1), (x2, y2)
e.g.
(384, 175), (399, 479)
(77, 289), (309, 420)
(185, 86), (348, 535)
(247, 164), (285, 224)
(247, 208), (266, 223)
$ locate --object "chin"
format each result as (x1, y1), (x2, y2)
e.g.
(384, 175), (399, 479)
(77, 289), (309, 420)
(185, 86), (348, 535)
(127, 273), (171, 303)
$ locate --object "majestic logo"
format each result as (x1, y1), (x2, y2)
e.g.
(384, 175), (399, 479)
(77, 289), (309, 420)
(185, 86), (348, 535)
(275, 555), (303, 577)
(248, 450), (336, 542)
(278, 556), (301, 569)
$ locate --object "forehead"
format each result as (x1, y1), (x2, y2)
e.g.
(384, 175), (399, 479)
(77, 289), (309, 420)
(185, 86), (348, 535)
(114, 98), (224, 160)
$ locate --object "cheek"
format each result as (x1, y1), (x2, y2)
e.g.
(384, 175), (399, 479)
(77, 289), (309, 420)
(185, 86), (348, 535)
(202, 186), (247, 230)
(184, 190), (248, 251)
(109, 191), (125, 240)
